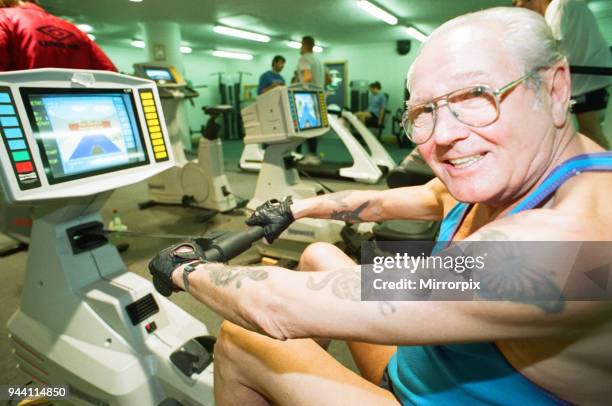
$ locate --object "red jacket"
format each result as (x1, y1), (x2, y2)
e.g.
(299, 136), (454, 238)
(0, 3), (116, 71)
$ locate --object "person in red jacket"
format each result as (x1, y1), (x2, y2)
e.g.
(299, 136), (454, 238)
(0, 0), (116, 71)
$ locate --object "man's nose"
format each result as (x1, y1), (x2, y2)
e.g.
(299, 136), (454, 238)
(430, 105), (470, 146)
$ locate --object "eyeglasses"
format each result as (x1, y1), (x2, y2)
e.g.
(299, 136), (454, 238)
(402, 72), (536, 144)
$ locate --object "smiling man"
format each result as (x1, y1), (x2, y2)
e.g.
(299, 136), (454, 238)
(150, 7), (612, 405)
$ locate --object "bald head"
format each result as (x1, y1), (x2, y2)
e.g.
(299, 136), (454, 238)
(408, 7), (563, 93)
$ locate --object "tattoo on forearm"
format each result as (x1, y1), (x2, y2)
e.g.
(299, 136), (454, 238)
(207, 264), (269, 289)
(327, 191), (370, 223)
(306, 269), (396, 316)
(330, 201), (370, 223)
(379, 301), (396, 316)
(307, 269), (361, 301)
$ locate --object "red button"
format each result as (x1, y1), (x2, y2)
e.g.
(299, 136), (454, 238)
(145, 321), (157, 334)
(15, 161), (33, 173)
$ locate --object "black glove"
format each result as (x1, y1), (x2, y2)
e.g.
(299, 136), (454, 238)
(245, 196), (295, 243)
(148, 238), (208, 297)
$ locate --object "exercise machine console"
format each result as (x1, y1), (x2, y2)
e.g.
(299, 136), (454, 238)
(134, 63), (237, 213)
(0, 68), (216, 405)
(242, 85), (344, 260)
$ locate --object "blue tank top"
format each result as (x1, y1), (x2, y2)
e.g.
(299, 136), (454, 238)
(387, 153), (612, 405)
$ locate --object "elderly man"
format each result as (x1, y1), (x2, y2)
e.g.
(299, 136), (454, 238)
(150, 7), (612, 405)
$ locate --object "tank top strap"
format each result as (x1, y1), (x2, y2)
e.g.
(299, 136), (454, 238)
(433, 152), (612, 252)
(432, 202), (471, 253)
(510, 152), (612, 214)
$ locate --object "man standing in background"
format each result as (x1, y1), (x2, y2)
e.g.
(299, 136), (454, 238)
(296, 35), (329, 165)
(257, 55), (286, 95)
(0, 0), (116, 71)
(513, 0), (612, 148)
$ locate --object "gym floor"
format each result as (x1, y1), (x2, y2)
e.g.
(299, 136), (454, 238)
(0, 135), (410, 388)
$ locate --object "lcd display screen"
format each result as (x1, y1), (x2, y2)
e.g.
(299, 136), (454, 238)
(22, 88), (149, 184)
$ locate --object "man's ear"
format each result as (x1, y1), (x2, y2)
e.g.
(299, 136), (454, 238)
(546, 60), (572, 128)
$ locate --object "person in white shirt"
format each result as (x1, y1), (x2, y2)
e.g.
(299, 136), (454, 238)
(296, 35), (329, 165)
(514, 0), (612, 148)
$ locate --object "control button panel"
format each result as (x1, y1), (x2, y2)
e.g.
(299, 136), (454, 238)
(289, 93), (298, 132)
(318, 91), (328, 127)
(0, 87), (41, 190)
(138, 89), (169, 162)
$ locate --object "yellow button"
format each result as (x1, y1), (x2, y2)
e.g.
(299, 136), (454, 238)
(144, 106), (156, 113)
(145, 112), (158, 120)
(155, 151), (168, 159)
(147, 119), (160, 127)
(154, 145), (166, 152)
(152, 138), (164, 146)
(150, 131), (162, 139)
(142, 99), (154, 107)
(140, 92), (153, 100)
(149, 125), (161, 133)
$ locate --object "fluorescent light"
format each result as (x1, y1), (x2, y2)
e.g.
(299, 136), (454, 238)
(212, 50), (253, 60)
(180, 46), (192, 54)
(129, 0), (143, 2)
(131, 39), (145, 48)
(356, 0), (398, 25)
(213, 25), (270, 43)
(87, 33), (96, 41)
(405, 26), (428, 42)
(288, 40), (301, 49)
(287, 40), (323, 53)
(76, 23), (93, 33)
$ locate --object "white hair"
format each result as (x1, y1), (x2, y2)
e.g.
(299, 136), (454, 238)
(407, 7), (565, 93)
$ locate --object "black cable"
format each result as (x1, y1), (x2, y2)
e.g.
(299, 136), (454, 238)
(296, 167), (336, 193)
(569, 65), (612, 76)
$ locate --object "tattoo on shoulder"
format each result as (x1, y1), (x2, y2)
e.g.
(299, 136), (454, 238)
(207, 265), (269, 289)
(469, 228), (564, 313)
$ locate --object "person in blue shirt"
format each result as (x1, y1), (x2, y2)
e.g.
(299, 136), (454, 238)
(150, 7), (612, 405)
(257, 55), (286, 95)
(357, 81), (386, 127)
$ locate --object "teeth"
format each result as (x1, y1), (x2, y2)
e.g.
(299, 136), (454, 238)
(449, 154), (483, 168)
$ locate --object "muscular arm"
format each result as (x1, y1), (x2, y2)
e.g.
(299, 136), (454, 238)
(290, 178), (448, 223)
(173, 213), (611, 344)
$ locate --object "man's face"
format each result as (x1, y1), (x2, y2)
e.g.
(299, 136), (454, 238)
(370, 86), (379, 94)
(273, 60), (285, 73)
(411, 24), (557, 205)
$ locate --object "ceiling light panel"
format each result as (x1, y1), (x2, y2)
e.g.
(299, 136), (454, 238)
(287, 40), (323, 53)
(212, 50), (253, 60)
(405, 26), (428, 42)
(213, 26), (270, 43)
(356, 0), (398, 25)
